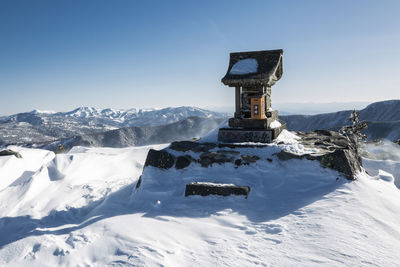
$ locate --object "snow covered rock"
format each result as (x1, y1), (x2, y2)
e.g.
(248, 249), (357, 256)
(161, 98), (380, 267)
(277, 130), (362, 180)
(0, 149), (22, 158)
(145, 149), (176, 169)
(140, 130), (362, 182)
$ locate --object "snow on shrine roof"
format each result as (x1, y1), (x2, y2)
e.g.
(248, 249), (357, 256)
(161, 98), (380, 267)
(221, 49), (283, 87)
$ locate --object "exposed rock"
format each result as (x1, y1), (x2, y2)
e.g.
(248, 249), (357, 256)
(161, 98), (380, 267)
(395, 139), (400, 146)
(217, 150), (240, 155)
(55, 144), (66, 154)
(170, 141), (216, 153)
(298, 130), (352, 152)
(276, 150), (313, 161)
(142, 130), (362, 180)
(144, 149), (175, 169)
(277, 130), (362, 180)
(234, 159), (243, 166)
(185, 182), (250, 198)
(135, 175), (142, 189)
(175, 156), (192, 169)
(170, 141), (269, 153)
(0, 149), (22, 158)
(234, 155), (260, 167)
(199, 151), (235, 167)
(316, 149), (361, 179)
(241, 155), (260, 164)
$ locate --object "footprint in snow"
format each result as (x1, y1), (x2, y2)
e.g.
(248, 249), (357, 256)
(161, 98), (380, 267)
(205, 240), (218, 245)
(53, 248), (69, 256)
(65, 232), (90, 249)
(24, 243), (41, 260)
(245, 230), (258, 235)
(264, 224), (283, 234)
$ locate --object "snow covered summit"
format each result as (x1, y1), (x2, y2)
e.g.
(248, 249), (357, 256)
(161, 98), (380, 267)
(0, 129), (400, 265)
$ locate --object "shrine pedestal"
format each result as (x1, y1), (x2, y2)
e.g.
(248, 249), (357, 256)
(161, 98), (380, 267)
(218, 123), (286, 143)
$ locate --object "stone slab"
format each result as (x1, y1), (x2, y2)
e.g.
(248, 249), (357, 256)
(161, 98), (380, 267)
(218, 123), (286, 143)
(185, 182), (250, 198)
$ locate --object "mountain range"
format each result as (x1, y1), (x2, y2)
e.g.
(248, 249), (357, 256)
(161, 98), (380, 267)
(1, 100), (399, 149)
(0, 106), (228, 146)
(281, 99), (400, 141)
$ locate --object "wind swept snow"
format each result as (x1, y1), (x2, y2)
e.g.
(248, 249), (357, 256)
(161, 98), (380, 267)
(0, 138), (400, 266)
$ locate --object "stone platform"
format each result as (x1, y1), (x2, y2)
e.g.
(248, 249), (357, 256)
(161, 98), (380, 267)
(217, 123), (286, 143)
(229, 110), (278, 129)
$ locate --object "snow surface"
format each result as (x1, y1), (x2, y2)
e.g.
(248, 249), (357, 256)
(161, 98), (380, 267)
(0, 137), (400, 266)
(229, 58), (258, 75)
(361, 140), (400, 188)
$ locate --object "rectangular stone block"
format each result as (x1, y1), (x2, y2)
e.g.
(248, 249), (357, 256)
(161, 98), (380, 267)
(218, 123), (286, 143)
(185, 182), (250, 198)
(228, 114), (278, 129)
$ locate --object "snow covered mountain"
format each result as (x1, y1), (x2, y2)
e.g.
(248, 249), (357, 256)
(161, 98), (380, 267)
(1, 100), (399, 148)
(0, 106), (228, 146)
(0, 129), (399, 266)
(45, 116), (225, 151)
(281, 99), (400, 141)
(4, 106), (225, 126)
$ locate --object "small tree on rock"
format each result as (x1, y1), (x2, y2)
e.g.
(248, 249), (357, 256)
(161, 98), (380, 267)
(339, 110), (368, 143)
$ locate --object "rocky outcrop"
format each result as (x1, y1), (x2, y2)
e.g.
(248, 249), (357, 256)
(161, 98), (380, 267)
(141, 130), (363, 180)
(0, 149), (22, 158)
(145, 149), (175, 169)
(395, 139), (400, 146)
(277, 130), (362, 180)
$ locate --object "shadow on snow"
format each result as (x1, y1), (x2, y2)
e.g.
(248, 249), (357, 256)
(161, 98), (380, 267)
(0, 173), (348, 249)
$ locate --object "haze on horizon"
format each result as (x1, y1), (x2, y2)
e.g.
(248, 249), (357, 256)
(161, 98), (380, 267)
(0, 0), (399, 115)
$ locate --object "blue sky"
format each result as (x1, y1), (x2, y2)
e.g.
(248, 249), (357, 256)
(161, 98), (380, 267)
(0, 0), (399, 115)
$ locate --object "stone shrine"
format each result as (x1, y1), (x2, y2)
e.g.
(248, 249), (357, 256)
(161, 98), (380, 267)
(218, 49), (286, 143)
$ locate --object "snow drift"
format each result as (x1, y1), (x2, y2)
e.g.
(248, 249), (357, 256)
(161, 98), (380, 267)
(1, 130), (400, 266)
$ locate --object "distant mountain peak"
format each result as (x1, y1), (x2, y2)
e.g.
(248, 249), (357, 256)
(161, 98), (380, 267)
(29, 109), (56, 114)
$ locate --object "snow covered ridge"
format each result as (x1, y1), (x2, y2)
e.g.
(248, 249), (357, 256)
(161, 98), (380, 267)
(0, 132), (400, 265)
(280, 99), (400, 141)
(28, 106), (227, 122)
(0, 106), (229, 146)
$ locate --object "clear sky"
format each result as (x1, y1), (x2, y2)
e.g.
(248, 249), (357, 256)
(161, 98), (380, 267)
(0, 0), (399, 115)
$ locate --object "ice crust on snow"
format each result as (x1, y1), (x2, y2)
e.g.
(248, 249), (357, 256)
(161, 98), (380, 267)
(229, 58), (258, 75)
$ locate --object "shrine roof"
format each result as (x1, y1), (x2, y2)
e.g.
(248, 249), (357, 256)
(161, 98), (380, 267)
(221, 49), (283, 87)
